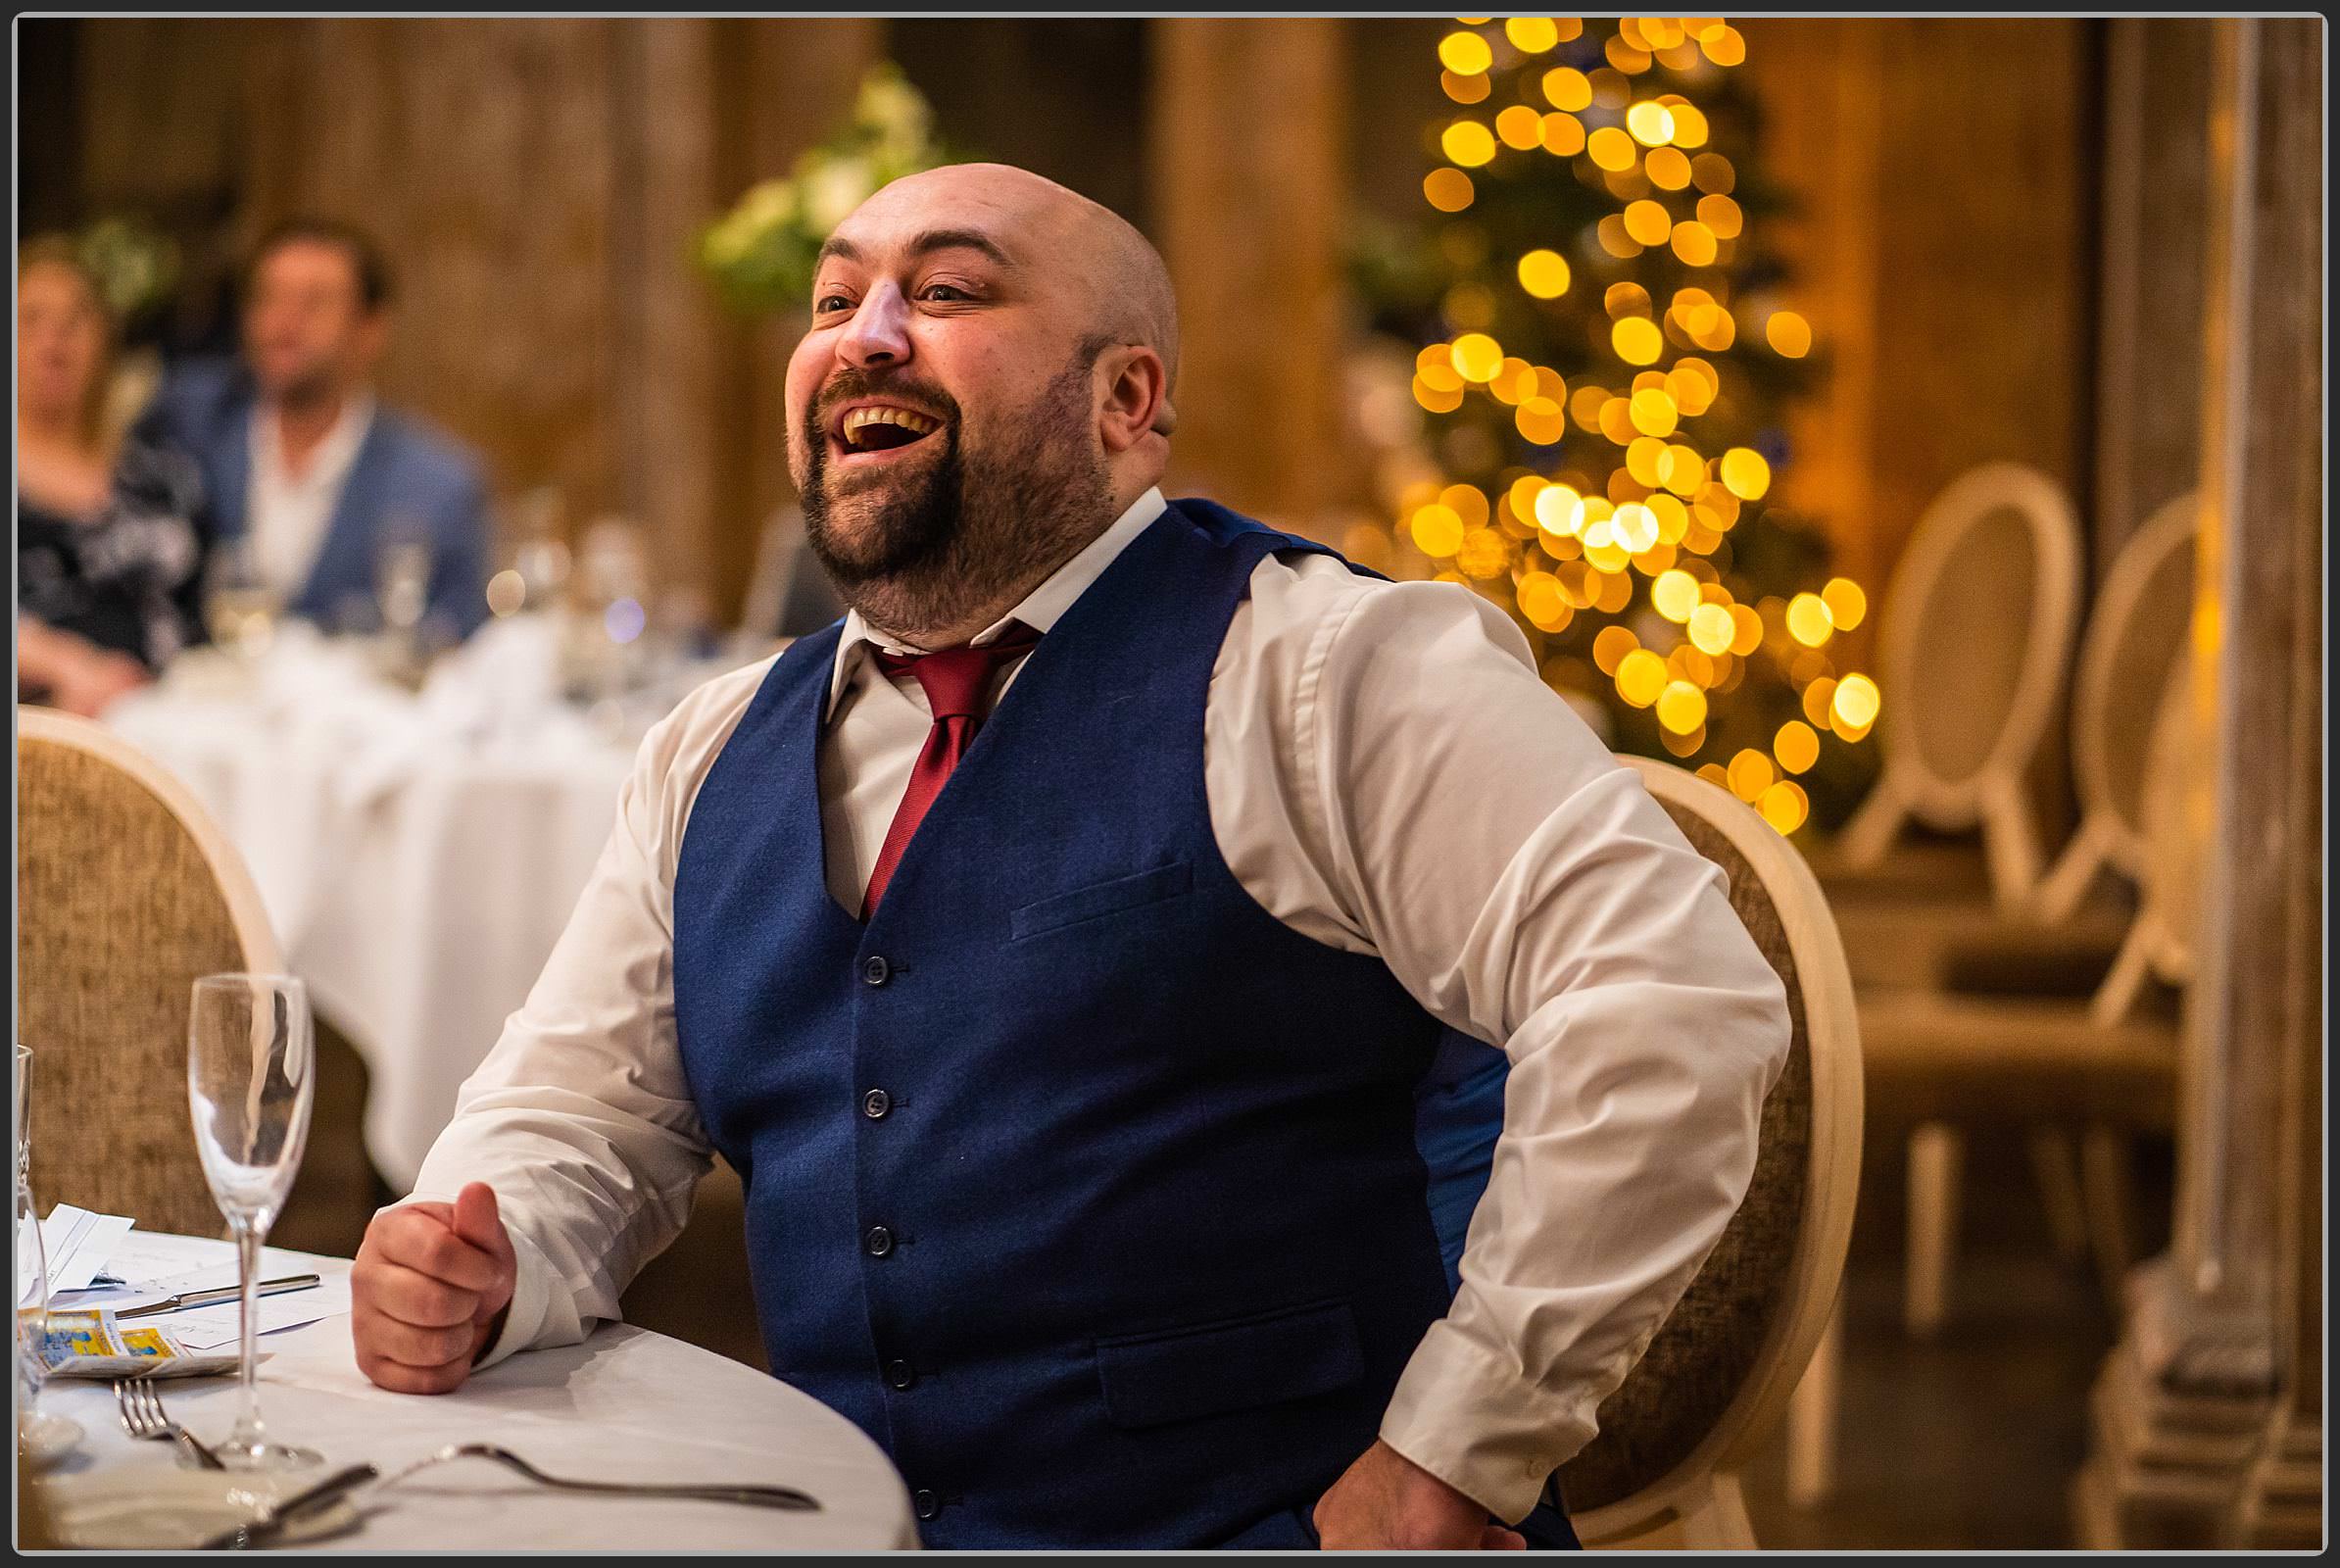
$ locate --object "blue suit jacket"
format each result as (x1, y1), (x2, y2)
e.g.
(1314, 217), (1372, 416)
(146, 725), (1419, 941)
(136, 359), (491, 641)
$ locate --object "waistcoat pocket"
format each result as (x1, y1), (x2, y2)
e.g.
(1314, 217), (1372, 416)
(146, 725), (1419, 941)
(1009, 859), (1194, 943)
(1094, 1296), (1365, 1431)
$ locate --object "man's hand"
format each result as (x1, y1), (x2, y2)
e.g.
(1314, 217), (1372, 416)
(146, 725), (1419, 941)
(351, 1182), (516, 1395)
(1313, 1440), (1527, 1550)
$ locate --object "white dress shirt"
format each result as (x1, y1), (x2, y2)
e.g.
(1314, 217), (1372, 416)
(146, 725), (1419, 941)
(247, 393), (373, 597)
(410, 486), (1791, 1522)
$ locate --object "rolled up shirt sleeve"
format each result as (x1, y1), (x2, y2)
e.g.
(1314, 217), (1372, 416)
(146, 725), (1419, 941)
(1283, 574), (1792, 1523)
(402, 660), (775, 1365)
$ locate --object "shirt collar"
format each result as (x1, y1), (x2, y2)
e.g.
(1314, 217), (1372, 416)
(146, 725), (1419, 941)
(827, 486), (1168, 714)
(254, 391), (376, 488)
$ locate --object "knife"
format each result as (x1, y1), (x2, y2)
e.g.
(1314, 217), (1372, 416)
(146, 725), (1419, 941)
(199, 1462), (379, 1550)
(117, 1274), (322, 1319)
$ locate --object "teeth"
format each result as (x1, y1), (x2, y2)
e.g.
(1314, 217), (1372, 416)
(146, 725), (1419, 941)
(842, 406), (942, 443)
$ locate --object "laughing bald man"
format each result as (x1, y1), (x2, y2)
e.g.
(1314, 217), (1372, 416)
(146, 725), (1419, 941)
(355, 164), (1790, 1549)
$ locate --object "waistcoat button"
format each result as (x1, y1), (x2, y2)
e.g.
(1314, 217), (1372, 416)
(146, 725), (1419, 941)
(885, 1358), (916, 1390)
(913, 1489), (941, 1521)
(864, 1225), (896, 1257)
(862, 1089), (893, 1120)
(861, 955), (892, 987)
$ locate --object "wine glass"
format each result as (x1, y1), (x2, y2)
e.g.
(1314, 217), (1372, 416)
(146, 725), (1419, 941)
(203, 536), (282, 664)
(187, 976), (319, 1470)
(15, 1044), (62, 1446)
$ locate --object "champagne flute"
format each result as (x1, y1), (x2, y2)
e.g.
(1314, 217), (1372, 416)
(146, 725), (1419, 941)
(187, 976), (319, 1471)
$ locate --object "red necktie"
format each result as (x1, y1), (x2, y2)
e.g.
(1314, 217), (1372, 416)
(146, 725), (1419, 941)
(861, 622), (1043, 916)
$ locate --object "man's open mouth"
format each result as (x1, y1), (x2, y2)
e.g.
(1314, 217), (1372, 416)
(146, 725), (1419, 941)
(833, 403), (945, 458)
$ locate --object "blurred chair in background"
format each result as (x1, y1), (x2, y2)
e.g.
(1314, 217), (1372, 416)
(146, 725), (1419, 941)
(1861, 657), (2200, 1343)
(1820, 462), (2088, 947)
(16, 708), (377, 1249)
(1559, 758), (1862, 1548)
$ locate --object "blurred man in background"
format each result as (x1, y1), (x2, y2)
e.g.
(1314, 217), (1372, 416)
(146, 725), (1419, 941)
(137, 218), (490, 644)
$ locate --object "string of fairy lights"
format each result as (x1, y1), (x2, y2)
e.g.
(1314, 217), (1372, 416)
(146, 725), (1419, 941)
(1393, 16), (1880, 836)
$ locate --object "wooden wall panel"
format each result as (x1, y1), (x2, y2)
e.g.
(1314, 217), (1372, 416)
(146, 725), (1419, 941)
(1148, 19), (1354, 531)
(1744, 19), (2098, 612)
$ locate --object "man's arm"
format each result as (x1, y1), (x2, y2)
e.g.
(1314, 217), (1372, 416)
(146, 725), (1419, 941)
(1294, 575), (1792, 1527)
(361, 662), (771, 1383)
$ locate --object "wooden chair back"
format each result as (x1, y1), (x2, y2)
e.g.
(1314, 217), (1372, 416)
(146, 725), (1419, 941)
(1836, 463), (2085, 909)
(16, 708), (283, 1237)
(1560, 759), (1863, 1544)
(2033, 492), (2200, 923)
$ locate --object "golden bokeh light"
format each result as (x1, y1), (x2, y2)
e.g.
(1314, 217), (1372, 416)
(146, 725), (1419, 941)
(1626, 101), (1677, 146)
(1412, 375), (1465, 413)
(1592, 624), (1639, 675)
(1801, 674), (1838, 730)
(1766, 310), (1814, 358)
(1410, 503), (1465, 557)
(1456, 526), (1510, 578)
(1623, 199), (1674, 247)
(1660, 444), (1708, 495)
(1596, 215), (1644, 259)
(1671, 220), (1719, 267)
(1822, 576), (1868, 630)
(1687, 602), (1737, 657)
(1504, 16), (1561, 52)
(1587, 125), (1640, 172)
(1509, 473), (1548, 519)
(1697, 761), (1730, 789)
(1624, 436), (1667, 487)
(1515, 396), (1567, 444)
(1656, 679), (1708, 734)
(1786, 592), (1834, 647)
(1613, 502), (1660, 553)
(1440, 482), (1490, 527)
(1616, 648), (1668, 708)
(1720, 446), (1772, 500)
(1832, 673), (1882, 730)
(1438, 29), (1493, 74)
(1441, 120), (1498, 168)
(1690, 152), (1735, 194)
(1695, 193), (1743, 238)
(1517, 570), (1569, 629)
(1667, 102), (1711, 148)
(1450, 332), (1505, 381)
(1701, 24), (1747, 67)
(1542, 66), (1593, 112)
(1518, 248), (1573, 299)
(1645, 146), (1693, 189)
(1496, 104), (1545, 150)
(1423, 168), (1476, 212)
(1534, 483), (1585, 535)
(1540, 112), (1587, 156)
(1774, 720), (1821, 774)
(1651, 567), (1700, 622)
(1629, 387), (1680, 436)
(1441, 70), (1492, 105)
(1729, 603), (1765, 657)
(1605, 34), (1653, 74)
(1727, 749), (1776, 803)
(1612, 317), (1664, 366)
(487, 568), (526, 616)
(1758, 780), (1808, 835)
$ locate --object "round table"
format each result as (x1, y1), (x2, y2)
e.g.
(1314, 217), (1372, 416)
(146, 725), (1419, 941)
(31, 1240), (919, 1551)
(102, 618), (692, 1190)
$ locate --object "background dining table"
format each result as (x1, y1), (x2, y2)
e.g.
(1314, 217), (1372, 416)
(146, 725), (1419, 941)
(103, 614), (743, 1192)
(29, 1235), (920, 1550)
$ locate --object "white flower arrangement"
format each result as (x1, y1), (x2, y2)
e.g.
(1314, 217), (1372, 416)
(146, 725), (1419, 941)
(699, 64), (953, 318)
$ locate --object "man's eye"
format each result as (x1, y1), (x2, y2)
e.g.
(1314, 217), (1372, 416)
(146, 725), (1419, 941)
(813, 293), (854, 314)
(920, 283), (973, 303)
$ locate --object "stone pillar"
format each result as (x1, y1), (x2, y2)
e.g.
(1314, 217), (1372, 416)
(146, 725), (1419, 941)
(1146, 19), (1351, 533)
(2074, 17), (2323, 1548)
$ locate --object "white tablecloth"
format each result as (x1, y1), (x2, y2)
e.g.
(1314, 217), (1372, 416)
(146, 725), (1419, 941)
(31, 1238), (919, 1550)
(104, 618), (666, 1190)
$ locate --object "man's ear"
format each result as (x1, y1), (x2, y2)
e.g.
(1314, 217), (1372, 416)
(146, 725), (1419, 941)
(1096, 345), (1171, 455)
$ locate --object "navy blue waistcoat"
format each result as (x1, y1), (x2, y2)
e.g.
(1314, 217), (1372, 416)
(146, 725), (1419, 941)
(673, 501), (1480, 1547)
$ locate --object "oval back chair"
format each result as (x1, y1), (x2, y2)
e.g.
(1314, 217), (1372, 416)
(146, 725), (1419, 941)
(1556, 758), (1863, 1548)
(17, 707), (283, 1238)
(2031, 492), (2201, 924)
(1836, 463), (2085, 910)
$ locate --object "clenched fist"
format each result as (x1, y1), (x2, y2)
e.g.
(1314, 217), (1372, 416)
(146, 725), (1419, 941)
(351, 1182), (516, 1395)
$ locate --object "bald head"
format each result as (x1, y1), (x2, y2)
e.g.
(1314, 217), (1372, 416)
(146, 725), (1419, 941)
(836, 164), (1179, 434)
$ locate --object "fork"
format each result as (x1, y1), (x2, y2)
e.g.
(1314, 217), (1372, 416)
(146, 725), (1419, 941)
(114, 1376), (228, 1471)
(372, 1443), (820, 1511)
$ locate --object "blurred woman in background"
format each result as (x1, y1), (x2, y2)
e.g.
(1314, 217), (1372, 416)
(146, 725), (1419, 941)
(17, 237), (204, 715)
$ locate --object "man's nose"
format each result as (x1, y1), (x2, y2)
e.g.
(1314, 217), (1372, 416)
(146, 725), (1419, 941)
(838, 283), (913, 368)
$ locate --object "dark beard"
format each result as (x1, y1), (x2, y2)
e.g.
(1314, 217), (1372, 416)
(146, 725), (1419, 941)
(801, 351), (1114, 643)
